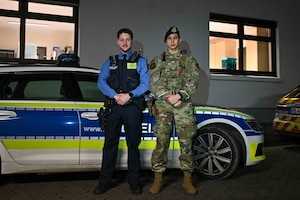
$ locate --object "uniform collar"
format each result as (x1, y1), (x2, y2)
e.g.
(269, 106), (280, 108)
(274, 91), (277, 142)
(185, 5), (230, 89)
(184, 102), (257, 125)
(165, 50), (181, 57)
(118, 51), (132, 60)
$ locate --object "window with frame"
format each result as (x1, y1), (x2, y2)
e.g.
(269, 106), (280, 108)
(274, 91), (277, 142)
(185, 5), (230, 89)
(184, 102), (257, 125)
(209, 13), (277, 77)
(0, 0), (78, 63)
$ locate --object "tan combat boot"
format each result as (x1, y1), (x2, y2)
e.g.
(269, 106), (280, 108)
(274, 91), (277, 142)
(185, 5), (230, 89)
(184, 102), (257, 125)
(183, 171), (197, 195)
(149, 172), (163, 194)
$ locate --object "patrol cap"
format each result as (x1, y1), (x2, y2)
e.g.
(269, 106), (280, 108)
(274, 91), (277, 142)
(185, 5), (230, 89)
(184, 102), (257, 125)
(164, 26), (180, 42)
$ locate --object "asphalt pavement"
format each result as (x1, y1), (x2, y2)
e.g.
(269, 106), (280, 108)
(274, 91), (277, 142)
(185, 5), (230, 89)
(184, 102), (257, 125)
(0, 134), (300, 200)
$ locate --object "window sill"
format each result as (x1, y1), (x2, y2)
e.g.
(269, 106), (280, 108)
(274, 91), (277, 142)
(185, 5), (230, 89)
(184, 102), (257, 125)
(210, 73), (282, 83)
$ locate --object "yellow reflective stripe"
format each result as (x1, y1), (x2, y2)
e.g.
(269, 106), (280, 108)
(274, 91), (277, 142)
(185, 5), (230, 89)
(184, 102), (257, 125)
(279, 97), (299, 104)
(0, 101), (104, 109)
(80, 140), (158, 150)
(81, 140), (175, 150)
(80, 140), (104, 149)
(2, 139), (180, 150)
(277, 122), (286, 129)
(285, 123), (295, 132)
(0, 101), (76, 109)
(249, 143), (265, 161)
(173, 141), (180, 149)
(2, 140), (80, 149)
(279, 116), (300, 123)
(76, 102), (104, 109)
(275, 121), (300, 132)
(139, 140), (180, 150)
(138, 140), (155, 149)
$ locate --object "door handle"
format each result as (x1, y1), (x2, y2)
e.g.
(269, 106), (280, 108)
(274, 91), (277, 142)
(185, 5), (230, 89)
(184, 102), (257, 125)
(81, 112), (98, 120)
(0, 110), (18, 120)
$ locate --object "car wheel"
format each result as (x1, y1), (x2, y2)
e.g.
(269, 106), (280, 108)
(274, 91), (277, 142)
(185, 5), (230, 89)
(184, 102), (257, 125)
(192, 125), (241, 180)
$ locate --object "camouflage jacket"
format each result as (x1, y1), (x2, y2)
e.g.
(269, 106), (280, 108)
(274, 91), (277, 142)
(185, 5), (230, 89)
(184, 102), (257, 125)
(149, 51), (200, 101)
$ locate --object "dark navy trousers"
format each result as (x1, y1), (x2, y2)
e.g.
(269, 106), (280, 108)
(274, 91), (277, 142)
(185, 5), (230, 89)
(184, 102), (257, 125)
(99, 103), (142, 185)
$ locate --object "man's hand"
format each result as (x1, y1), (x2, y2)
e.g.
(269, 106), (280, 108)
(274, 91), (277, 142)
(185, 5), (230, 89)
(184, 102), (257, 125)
(173, 100), (182, 108)
(165, 93), (182, 108)
(114, 93), (131, 105)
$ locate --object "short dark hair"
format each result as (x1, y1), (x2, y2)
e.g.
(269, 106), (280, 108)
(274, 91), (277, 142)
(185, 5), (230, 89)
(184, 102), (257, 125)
(117, 28), (133, 39)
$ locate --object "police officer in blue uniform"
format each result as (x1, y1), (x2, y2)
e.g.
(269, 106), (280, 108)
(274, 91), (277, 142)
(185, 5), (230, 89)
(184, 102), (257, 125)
(94, 28), (150, 195)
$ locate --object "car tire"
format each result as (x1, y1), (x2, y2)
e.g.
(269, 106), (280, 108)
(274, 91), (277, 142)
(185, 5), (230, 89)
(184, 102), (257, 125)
(192, 125), (241, 180)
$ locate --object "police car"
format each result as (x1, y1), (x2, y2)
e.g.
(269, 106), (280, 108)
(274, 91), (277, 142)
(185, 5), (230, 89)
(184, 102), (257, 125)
(273, 84), (300, 137)
(0, 55), (265, 180)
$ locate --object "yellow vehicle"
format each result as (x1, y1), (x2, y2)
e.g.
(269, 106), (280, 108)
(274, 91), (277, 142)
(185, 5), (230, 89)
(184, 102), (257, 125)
(273, 85), (300, 137)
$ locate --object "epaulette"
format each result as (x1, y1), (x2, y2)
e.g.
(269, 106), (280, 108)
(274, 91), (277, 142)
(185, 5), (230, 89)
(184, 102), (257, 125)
(128, 48), (143, 63)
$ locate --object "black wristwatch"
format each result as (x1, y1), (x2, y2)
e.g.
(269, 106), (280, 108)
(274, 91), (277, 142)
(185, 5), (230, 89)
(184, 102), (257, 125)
(129, 92), (133, 98)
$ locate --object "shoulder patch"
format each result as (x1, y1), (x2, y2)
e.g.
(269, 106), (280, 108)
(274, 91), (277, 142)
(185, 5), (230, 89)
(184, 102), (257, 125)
(149, 60), (157, 70)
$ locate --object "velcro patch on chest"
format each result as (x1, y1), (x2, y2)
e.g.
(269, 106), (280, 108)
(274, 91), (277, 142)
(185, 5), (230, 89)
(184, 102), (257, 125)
(127, 62), (137, 69)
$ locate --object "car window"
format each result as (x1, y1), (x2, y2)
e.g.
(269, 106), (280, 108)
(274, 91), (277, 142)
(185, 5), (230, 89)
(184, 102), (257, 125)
(1, 70), (105, 101)
(5, 72), (65, 100)
(24, 80), (62, 100)
(74, 72), (105, 102)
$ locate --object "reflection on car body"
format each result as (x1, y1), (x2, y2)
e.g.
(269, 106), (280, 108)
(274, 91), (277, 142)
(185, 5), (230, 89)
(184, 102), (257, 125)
(273, 84), (300, 137)
(0, 57), (265, 180)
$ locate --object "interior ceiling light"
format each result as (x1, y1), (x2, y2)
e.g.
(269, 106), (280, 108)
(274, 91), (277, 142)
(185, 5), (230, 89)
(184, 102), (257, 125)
(8, 21), (49, 27)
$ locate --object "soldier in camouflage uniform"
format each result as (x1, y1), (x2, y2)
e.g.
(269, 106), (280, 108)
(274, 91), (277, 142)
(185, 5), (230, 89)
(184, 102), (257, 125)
(148, 26), (200, 195)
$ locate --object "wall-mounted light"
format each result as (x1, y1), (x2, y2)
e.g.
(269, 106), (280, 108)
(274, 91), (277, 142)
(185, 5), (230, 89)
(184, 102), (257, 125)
(8, 21), (50, 27)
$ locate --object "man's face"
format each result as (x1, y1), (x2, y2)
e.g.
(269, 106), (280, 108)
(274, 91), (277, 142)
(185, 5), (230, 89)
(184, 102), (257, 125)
(166, 34), (181, 51)
(117, 33), (132, 53)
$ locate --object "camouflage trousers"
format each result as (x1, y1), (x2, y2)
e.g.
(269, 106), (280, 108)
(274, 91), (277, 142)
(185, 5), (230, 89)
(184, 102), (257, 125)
(151, 99), (197, 173)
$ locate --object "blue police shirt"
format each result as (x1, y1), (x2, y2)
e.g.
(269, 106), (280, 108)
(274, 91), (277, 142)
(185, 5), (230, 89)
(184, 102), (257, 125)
(97, 51), (150, 99)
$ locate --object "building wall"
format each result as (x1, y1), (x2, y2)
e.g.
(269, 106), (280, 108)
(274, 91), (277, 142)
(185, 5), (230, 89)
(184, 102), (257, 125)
(79, 0), (300, 124)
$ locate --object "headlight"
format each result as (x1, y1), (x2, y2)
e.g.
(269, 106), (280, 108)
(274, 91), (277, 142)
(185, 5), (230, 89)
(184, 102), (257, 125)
(245, 119), (262, 132)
